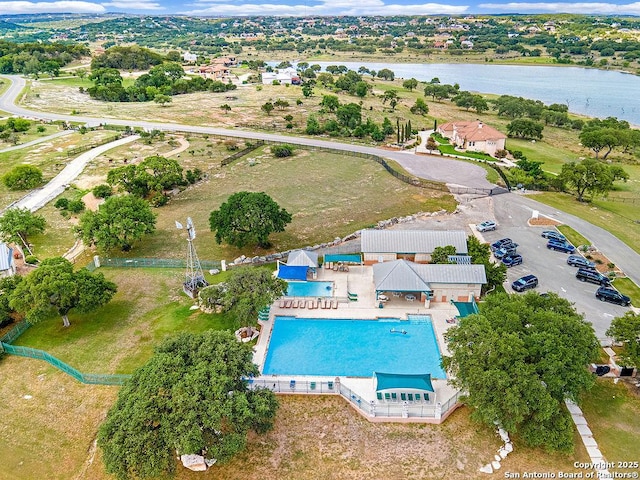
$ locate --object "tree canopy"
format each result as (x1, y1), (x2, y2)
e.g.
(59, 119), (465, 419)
(98, 330), (278, 480)
(9, 257), (117, 327)
(107, 155), (184, 198)
(606, 312), (640, 369)
(221, 267), (287, 327)
(209, 191), (292, 248)
(2, 165), (43, 190)
(559, 158), (627, 201)
(78, 195), (157, 252)
(0, 207), (46, 255)
(430, 245), (456, 264)
(443, 292), (599, 452)
(466, 235), (506, 294)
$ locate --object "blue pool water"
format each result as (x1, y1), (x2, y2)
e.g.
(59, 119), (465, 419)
(286, 280), (333, 297)
(263, 315), (446, 378)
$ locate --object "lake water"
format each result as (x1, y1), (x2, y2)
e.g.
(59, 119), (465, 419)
(286, 61), (640, 125)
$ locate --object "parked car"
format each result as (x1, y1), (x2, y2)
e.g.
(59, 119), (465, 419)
(567, 255), (596, 269)
(541, 230), (566, 242)
(502, 254), (523, 267)
(491, 238), (513, 251)
(494, 245), (517, 259)
(476, 221), (497, 232)
(512, 274), (538, 292)
(595, 287), (631, 306)
(576, 268), (611, 286)
(546, 239), (576, 254)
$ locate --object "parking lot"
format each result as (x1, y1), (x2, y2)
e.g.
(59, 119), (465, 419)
(481, 225), (630, 342)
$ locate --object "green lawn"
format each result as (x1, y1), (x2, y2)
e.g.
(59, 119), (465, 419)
(612, 278), (640, 307)
(534, 192), (640, 255)
(580, 379), (640, 466)
(118, 146), (455, 261)
(14, 267), (235, 374)
(507, 138), (576, 174)
(557, 225), (591, 248)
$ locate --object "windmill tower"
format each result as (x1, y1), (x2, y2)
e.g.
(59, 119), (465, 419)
(176, 217), (208, 299)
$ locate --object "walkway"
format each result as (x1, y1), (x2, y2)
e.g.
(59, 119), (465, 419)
(0, 129), (72, 153)
(565, 399), (610, 478)
(6, 135), (140, 212)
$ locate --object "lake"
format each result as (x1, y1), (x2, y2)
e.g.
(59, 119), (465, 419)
(284, 61), (640, 125)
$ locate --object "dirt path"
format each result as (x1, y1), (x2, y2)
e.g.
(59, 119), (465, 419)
(164, 136), (190, 157)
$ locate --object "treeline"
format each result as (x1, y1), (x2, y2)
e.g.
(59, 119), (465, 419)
(0, 40), (88, 74)
(86, 62), (236, 103)
(91, 45), (165, 71)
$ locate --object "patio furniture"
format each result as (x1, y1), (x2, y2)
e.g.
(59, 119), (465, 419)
(290, 380), (296, 390)
(310, 381), (316, 390)
(328, 381), (334, 390)
(405, 294), (416, 302)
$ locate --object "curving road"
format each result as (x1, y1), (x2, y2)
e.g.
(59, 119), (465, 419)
(1, 74), (639, 289)
(0, 75), (494, 190)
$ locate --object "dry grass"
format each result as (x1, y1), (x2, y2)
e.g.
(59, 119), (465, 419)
(76, 395), (589, 480)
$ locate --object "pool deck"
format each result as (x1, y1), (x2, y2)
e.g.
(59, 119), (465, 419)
(252, 265), (463, 423)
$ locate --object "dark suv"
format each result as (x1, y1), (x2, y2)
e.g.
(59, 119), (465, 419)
(576, 268), (610, 286)
(491, 238), (516, 251)
(567, 255), (596, 269)
(546, 239), (576, 254)
(512, 274), (538, 292)
(595, 287), (631, 306)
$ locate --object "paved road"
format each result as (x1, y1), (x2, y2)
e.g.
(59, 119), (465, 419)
(0, 75), (494, 190)
(8, 135), (140, 212)
(0, 130), (73, 154)
(2, 73), (639, 297)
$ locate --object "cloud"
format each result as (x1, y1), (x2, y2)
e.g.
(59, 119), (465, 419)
(479, 2), (640, 15)
(102, 0), (163, 9)
(0, 0), (105, 13)
(182, 0), (468, 16)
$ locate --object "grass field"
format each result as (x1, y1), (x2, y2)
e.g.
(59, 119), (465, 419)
(534, 192), (640, 255)
(557, 225), (591, 248)
(0, 129), (116, 209)
(612, 278), (640, 307)
(580, 379), (640, 468)
(13, 267), (232, 373)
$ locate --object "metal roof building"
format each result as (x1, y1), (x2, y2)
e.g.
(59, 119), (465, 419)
(361, 229), (468, 265)
(372, 259), (486, 304)
(286, 250), (319, 268)
(0, 243), (15, 277)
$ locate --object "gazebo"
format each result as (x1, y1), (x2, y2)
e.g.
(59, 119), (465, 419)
(374, 372), (435, 403)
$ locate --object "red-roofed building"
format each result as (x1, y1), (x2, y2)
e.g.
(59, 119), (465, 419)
(437, 120), (506, 157)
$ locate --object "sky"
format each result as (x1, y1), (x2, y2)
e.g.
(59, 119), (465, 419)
(1, 0), (640, 18)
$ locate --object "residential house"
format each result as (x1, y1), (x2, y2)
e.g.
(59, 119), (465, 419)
(437, 120), (506, 157)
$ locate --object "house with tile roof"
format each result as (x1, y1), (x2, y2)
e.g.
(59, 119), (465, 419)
(437, 120), (506, 157)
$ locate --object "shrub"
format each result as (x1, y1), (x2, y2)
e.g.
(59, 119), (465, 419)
(36, 125), (46, 133)
(185, 168), (203, 184)
(93, 184), (113, 199)
(54, 198), (70, 210)
(67, 199), (85, 214)
(2, 165), (43, 190)
(149, 192), (169, 207)
(24, 255), (38, 265)
(272, 144), (294, 158)
(495, 149), (508, 159)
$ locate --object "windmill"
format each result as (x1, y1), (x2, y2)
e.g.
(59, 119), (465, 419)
(176, 217), (208, 298)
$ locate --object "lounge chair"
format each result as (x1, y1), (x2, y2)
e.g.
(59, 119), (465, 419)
(332, 299), (338, 309)
(423, 393), (430, 402)
(289, 380), (296, 390)
(408, 394), (414, 401)
(310, 381), (316, 391)
(327, 381), (334, 390)
(284, 300), (291, 308)
(279, 299), (285, 308)
(376, 392), (383, 401)
(292, 299), (299, 308)
(309, 299), (317, 309)
(384, 392), (391, 401)
(321, 299), (328, 309)
(401, 393), (407, 401)
(391, 393), (397, 402)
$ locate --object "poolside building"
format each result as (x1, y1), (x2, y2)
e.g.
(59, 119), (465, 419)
(374, 372), (436, 405)
(373, 259), (486, 303)
(0, 243), (15, 278)
(361, 229), (468, 265)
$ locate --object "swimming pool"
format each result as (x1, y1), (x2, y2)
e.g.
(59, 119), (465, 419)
(262, 315), (446, 378)
(286, 280), (333, 297)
